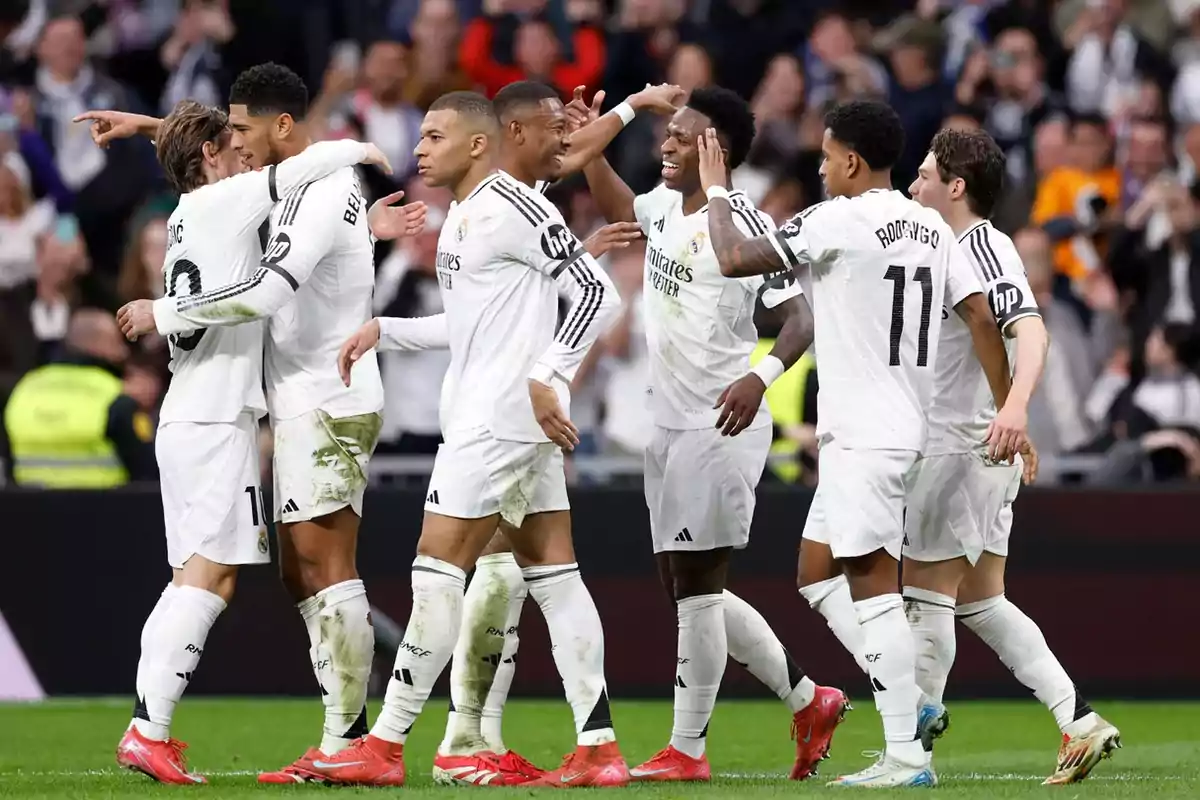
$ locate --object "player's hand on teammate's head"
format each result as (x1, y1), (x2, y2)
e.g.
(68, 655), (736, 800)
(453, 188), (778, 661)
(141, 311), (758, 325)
(985, 400), (1028, 463)
(367, 190), (427, 241)
(629, 83), (686, 115)
(359, 143), (394, 175)
(528, 379), (580, 451)
(338, 318), (381, 387)
(697, 128), (727, 193)
(714, 373), (767, 437)
(116, 299), (156, 341)
(73, 110), (139, 149)
(583, 221), (643, 258)
(1019, 439), (1039, 485)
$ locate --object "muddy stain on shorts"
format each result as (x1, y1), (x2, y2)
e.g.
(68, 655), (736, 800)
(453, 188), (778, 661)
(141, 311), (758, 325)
(311, 411), (383, 507)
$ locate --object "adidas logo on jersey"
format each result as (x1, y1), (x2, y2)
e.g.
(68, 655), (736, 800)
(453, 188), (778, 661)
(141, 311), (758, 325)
(282, 498), (300, 514)
(674, 527), (693, 543)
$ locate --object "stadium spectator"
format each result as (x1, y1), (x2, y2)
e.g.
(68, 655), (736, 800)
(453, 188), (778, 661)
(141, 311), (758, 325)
(3, 307), (157, 487)
(1062, 0), (1175, 116)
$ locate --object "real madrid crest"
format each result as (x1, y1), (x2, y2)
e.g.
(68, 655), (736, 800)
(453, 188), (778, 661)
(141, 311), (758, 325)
(687, 231), (707, 256)
(455, 217), (468, 243)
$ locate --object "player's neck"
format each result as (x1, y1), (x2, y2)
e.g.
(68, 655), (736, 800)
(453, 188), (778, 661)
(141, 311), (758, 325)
(681, 186), (708, 215)
(275, 135), (313, 162)
(946, 206), (984, 237)
(500, 156), (537, 189)
(854, 173), (893, 195)
(451, 163), (498, 203)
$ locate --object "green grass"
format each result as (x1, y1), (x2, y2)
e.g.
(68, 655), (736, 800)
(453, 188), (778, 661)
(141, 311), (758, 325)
(0, 699), (1195, 798)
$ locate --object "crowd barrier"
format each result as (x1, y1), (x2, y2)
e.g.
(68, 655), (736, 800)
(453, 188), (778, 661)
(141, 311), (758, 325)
(0, 486), (1194, 699)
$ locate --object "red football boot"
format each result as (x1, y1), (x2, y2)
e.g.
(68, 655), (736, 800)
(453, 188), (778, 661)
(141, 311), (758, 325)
(257, 747), (327, 784)
(530, 742), (631, 787)
(304, 735), (406, 786)
(629, 745), (711, 782)
(432, 748), (544, 786)
(790, 685), (851, 780)
(116, 727), (206, 785)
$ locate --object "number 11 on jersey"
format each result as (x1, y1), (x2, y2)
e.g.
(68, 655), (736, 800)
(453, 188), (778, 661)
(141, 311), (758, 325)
(884, 265), (932, 367)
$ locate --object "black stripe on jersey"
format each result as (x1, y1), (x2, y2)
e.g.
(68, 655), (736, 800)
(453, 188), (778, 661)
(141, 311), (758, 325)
(956, 220), (986, 244)
(974, 226), (1005, 279)
(267, 165), (279, 202)
(730, 199), (769, 236)
(558, 261), (604, 348)
(549, 246), (587, 280)
(262, 261), (299, 291)
(280, 182), (312, 226)
(968, 227), (1001, 281)
(773, 230), (801, 269)
(498, 177), (549, 221)
(491, 180), (548, 226)
(466, 172), (503, 203)
(177, 267), (267, 312)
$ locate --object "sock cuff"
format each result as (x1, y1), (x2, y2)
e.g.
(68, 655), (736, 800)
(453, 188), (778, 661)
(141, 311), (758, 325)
(521, 562), (579, 583)
(956, 594), (1004, 619)
(315, 578), (367, 607)
(476, 551), (518, 568)
(677, 593), (724, 615)
(413, 554), (467, 585)
(173, 585), (227, 618)
(297, 594), (322, 620)
(902, 586), (956, 610)
(852, 592), (903, 625)
(798, 574), (848, 608)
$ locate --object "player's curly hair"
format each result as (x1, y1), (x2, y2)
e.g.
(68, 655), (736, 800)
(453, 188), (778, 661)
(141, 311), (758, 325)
(824, 100), (904, 172)
(229, 62), (309, 119)
(156, 100), (231, 193)
(930, 127), (1006, 218)
(686, 86), (756, 169)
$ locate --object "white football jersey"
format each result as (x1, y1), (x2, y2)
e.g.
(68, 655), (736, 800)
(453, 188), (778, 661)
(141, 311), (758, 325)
(770, 189), (982, 451)
(634, 185), (803, 430)
(156, 140), (372, 425)
(925, 220), (1040, 456)
(435, 171), (619, 443)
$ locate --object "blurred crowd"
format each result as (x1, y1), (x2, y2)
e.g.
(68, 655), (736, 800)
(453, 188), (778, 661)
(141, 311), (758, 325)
(3, 0), (1200, 487)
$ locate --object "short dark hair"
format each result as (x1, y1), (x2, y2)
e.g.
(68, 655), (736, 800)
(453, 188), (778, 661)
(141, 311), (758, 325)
(929, 127), (1006, 218)
(428, 90), (499, 132)
(492, 81), (561, 123)
(824, 100), (905, 171)
(686, 86), (756, 169)
(229, 63), (309, 119)
(156, 100), (231, 193)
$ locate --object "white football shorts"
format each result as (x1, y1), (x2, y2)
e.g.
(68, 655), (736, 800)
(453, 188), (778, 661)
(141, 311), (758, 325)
(903, 452), (1022, 564)
(645, 423), (771, 554)
(424, 426), (570, 528)
(802, 443), (917, 560)
(273, 409), (382, 523)
(157, 412), (269, 569)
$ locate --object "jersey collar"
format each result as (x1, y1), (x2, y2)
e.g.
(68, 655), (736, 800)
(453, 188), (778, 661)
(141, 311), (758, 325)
(464, 171), (503, 203)
(957, 219), (989, 243)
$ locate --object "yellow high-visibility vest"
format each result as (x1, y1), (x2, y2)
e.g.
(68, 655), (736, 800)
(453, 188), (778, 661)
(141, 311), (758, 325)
(4, 363), (128, 488)
(751, 341), (815, 484)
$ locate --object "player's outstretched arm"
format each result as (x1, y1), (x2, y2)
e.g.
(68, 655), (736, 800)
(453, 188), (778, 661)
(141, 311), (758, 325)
(697, 129), (788, 277)
(954, 292), (1020, 461)
(558, 84), (684, 177)
(337, 315), (450, 386)
(581, 155), (636, 223)
(73, 110), (162, 148)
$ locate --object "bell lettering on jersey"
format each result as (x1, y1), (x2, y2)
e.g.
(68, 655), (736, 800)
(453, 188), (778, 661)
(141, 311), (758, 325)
(435, 249), (461, 290)
(874, 219), (940, 250)
(646, 245), (694, 299)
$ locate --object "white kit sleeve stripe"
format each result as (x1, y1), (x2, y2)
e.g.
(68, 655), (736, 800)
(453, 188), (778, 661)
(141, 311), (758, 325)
(558, 261), (604, 348)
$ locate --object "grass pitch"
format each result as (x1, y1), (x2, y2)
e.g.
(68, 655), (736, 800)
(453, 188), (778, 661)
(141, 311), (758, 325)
(0, 698), (1196, 798)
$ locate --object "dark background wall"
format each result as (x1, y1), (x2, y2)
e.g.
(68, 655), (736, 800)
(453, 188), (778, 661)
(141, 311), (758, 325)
(1, 487), (1195, 699)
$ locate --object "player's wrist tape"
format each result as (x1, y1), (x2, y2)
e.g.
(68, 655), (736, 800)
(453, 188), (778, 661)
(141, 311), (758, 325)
(751, 355), (786, 388)
(613, 101), (636, 126)
(705, 185), (730, 202)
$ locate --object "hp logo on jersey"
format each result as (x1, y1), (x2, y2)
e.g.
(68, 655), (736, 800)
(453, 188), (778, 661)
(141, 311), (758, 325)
(988, 281), (1025, 319)
(540, 223), (578, 261)
(263, 232), (292, 264)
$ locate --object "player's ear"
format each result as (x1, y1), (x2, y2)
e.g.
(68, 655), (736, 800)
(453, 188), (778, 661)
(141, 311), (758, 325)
(275, 113), (294, 139)
(200, 138), (219, 166)
(950, 177), (967, 203)
(845, 151), (860, 179)
(469, 132), (488, 159)
(508, 119), (524, 145)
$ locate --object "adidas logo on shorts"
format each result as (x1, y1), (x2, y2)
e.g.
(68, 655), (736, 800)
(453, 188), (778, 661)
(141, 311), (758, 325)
(674, 527), (693, 543)
(282, 498), (300, 514)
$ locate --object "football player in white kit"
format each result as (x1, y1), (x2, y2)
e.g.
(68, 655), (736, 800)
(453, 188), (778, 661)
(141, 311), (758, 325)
(580, 86), (851, 782)
(906, 127), (1120, 784)
(307, 91), (626, 788)
(113, 64), (427, 782)
(109, 100), (390, 784)
(698, 100), (1026, 787)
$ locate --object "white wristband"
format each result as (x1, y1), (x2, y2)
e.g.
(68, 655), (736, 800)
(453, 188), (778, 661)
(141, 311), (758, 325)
(751, 355), (786, 388)
(612, 101), (635, 126)
(705, 185), (730, 202)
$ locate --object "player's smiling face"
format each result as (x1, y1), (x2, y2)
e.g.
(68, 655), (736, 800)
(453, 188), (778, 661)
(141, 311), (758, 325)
(228, 104), (282, 170)
(909, 151), (956, 217)
(414, 109), (477, 188)
(512, 98), (569, 182)
(660, 107), (709, 192)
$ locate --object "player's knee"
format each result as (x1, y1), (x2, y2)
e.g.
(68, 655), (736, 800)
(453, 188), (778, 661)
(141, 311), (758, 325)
(479, 527), (512, 558)
(179, 558), (238, 602)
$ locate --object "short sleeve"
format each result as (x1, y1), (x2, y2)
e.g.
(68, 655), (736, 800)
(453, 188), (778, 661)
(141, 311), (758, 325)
(961, 227), (1041, 332)
(770, 202), (832, 271)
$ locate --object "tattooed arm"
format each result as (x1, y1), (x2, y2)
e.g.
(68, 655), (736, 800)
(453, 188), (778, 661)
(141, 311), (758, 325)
(708, 198), (789, 277)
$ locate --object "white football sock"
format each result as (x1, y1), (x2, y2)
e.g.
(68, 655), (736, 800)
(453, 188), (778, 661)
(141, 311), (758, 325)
(132, 583), (177, 731)
(132, 585), (225, 741)
(854, 594), (925, 765)
(303, 580), (375, 755)
(373, 556), (466, 744)
(524, 563), (614, 747)
(957, 595), (1096, 735)
(723, 590), (815, 712)
(903, 586), (956, 705)
(800, 575), (869, 674)
(441, 552), (525, 755)
(481, 557), (527, 753)
(668, 594), (726, 759)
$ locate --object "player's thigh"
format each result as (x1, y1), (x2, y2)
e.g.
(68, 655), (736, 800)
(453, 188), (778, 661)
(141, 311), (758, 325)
(506, 510), (575, 567)
(157, 415), (270, 573)
(272, 409), (382, 526)
(900, 555), (969, 598)
(819, 445), (912, 561)
(798, 482), (840, 587)
(479, 527), (513, 557)
(669, 547), (733, 599)
(278, 507), (363, 587)
(959, 552), (1008, 604)
(417, 509), (504, 572)
(647, 425), (770, 556)
(904, 453), (1015, 568)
